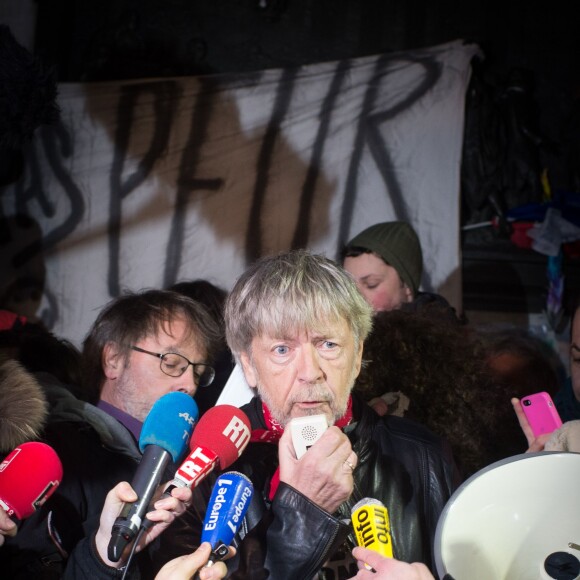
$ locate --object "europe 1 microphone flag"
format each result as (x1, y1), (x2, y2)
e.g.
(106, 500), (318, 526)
(201, 471), (254, 563)
(0, 442), (63, 520)
(107, 391), (198, 562)
(351, 497), (393, 559)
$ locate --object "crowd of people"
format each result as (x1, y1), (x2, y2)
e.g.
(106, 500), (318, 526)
(2, 20), (575, 580)
(1, 220), (578, 580)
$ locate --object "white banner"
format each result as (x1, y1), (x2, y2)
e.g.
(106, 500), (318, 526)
(1, 40), (480, 346)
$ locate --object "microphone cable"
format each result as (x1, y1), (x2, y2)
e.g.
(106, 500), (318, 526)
(120, 525), (146, 580)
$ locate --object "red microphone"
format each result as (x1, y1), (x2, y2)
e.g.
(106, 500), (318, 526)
(169, 405), (251, 490)
(0, 442), (63, 520)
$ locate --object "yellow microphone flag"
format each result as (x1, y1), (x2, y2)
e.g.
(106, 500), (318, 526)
(351, 498), (393, 558)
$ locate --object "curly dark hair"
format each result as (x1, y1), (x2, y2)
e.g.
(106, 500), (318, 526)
(355, 309), (527, 478)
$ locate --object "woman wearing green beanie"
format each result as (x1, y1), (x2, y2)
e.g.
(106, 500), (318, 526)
(342, 221), (423, 311)
(342, 221), (460, 320)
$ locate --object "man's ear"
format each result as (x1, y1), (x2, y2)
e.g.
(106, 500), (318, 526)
(239, 352), (257, 387)
(103, 342), (123, 379)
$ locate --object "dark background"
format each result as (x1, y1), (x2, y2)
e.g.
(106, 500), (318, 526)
(5, 0), (580, 319)
(29, 1), (577, 91)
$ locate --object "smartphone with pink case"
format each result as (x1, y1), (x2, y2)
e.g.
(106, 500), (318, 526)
(520, 391), (563, 438)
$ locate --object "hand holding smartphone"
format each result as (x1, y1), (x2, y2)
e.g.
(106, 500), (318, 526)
(520, 391), (563, 438)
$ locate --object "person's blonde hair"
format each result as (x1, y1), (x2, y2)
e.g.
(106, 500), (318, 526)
(225, 250), (373, 360)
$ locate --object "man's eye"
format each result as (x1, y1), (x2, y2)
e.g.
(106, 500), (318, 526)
(318, 340), (340, 358)
(274, 345), (289, 355)
(319, 341), (339, 353)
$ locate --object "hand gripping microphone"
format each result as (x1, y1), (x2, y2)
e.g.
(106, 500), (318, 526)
(351, 497), (393, 559)
(0, 441), (63, 520)
(199, 471), (254, 568)
(107, 391), (198, 562)
(167, 405), (251, 492)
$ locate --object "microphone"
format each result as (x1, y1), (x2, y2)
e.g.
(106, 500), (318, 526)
(200, 471), (254, 564)
(351, 498), (393, 559)
(140, 404), (251, 533)
(0, 441), (63, 520)
(107, 391), (198, 562)
(167, 405), (251, 492)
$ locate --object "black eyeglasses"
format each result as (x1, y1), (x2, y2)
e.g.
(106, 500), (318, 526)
(130, 345), (216, 388)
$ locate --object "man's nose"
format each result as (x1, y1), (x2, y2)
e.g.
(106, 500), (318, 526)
(296, 344), (324, 383)
(176, 367), (197, 396)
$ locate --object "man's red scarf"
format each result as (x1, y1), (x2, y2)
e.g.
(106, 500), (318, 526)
(250, 396), (354, 499)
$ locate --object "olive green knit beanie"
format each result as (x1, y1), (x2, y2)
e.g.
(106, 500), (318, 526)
(345, 221), (423, 294)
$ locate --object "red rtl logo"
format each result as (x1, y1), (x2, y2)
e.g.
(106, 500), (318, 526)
(223, 416), (251, 456)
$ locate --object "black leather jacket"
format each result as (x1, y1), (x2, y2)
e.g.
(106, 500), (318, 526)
(214, 394), (458, 579)
(25, 391), (457, 580)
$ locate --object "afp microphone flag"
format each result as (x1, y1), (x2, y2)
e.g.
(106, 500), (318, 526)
(351, 497), (393, 558)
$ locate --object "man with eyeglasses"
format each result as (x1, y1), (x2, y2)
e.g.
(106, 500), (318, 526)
(1, 289), (222, 579)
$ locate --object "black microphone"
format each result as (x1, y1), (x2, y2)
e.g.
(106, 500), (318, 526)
(107, 392), (198, 562)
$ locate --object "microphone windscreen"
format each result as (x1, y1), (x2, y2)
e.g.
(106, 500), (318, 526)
(201, 471), (253, 550)
(0, 441), (63, 519)
(139, 392), (199, 462)
(190, 405), (251, 469)
(351, 497), (393, 558)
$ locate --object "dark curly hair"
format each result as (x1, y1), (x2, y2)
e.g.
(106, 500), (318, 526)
(355, 309), (527, 478)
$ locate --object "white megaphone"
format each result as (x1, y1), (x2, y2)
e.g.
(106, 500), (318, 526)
(435, 452), (580, 580)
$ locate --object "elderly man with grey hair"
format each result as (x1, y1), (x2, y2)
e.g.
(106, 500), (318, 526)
(192, 250), (458, 579)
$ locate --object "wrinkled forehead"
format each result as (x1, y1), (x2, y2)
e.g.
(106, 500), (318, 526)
(253, 296), (351, 341)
